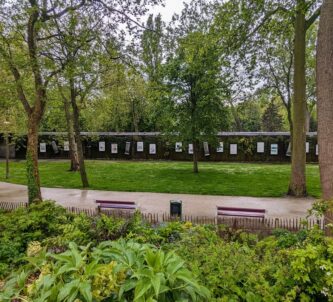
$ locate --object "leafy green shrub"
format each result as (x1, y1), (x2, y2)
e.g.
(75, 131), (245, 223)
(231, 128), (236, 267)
(171, 225), (333, 301)
(174, 225), (275, 301)
(0, 240), (210, 302)
(0, 202), (70, 276)
(99, 240), (211, 301)
(44, 213), (94, 250)
(126, 218), (186, 245)
(1, 201), (333, 301)
(279, 240), (333, 301)
(94, 214), (130, 241)
(272, 228), (308, 248)
(0, 201), (68, 244)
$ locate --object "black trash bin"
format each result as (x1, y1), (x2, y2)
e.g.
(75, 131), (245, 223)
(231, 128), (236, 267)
(170, 200), (182, 218)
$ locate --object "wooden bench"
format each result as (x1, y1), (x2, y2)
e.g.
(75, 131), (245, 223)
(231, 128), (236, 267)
(96, 200), (136, 213)
(217, 206), (266, 218)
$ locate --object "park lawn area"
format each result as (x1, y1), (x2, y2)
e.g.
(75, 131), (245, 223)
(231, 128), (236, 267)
(0, 160), (321, 197)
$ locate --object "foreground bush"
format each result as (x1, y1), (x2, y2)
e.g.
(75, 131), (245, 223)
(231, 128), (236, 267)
(1, 202), (333, 301)
(0, 202), (191, 277)
(0, 240), (210, 302)
(0, 202), (69, 277)
(173, 225), (333, 301)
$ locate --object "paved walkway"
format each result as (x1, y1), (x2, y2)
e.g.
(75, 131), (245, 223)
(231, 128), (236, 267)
(0, 182), (315, 218)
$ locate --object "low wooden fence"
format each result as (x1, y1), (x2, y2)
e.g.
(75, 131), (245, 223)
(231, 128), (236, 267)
(0, 201), (27, 211)
(324, 211), (333, 236)
(0, 201), (328, 235)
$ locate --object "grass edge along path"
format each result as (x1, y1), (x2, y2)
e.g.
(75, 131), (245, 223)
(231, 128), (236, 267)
(0, 160), (321, 198)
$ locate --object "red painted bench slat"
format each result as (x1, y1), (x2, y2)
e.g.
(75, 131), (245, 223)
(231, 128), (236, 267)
(217, 206), (266, 218)
(96, 200), (136, 211)
(98, 204), (136, 210)
(96, 200), (135, 205)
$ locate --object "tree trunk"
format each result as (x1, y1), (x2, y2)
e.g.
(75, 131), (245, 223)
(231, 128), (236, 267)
(193, 140), (199, 173)
(63, 96), (79, 171)
(317, 0), (333, 200)
(286, 104), (293, 136)
(70, 80), (89, 188)
(306, 108), (311, 132)
(288, 0), (307, 197)
(26, 116), (42, 203)
(5, 133), (9, 179)
(287, 104), (293, 154)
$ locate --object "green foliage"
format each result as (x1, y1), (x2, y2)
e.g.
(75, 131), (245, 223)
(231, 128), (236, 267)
(0, 240), (209, 302)
(44, 213), (94, 250)
(272, 228), (308, 248)
(309, 200), (333, 218)
(236, 100), (263, 132)
(0, 203), (200, 278)
(172, 225), (333, 301)
(238, 137), (256, 156)
(0, 202), (68, 277)
(141, 14), (164, 84)
(162, 25), (229, 166)
(1, 202), (333, 301)
(262, 101), (284, 132)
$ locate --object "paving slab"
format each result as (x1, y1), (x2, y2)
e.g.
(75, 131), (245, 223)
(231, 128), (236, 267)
(0, 182), (315, 218)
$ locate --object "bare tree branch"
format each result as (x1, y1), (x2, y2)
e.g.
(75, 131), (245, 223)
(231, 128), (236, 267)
(306, 6), (321, 29)
(41, 0), (87, 21)
(94, 0), (158, 32)
(0, 39), (32, 114)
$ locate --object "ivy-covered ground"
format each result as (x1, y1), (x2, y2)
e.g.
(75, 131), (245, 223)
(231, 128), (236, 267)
(0, 160), (321, 197)
(0, 202), (332, 302)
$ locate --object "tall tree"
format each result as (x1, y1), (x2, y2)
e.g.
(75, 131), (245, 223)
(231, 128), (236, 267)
(0, 60), (26, 179)
(214, 0), (321, 196)
(164, 30), (226, 173)
(288, 0), (321, 196)
(61, 88), (80, 172)
(236, 100), (263, 131)
(317, 0), (333, 200)
(141, 14), (164, 84)
(0, 0), (161, 200)
(258, 21), (294, 134)
(0, 0), (87, 203)
(262, 100), (284, 132)
(141, 14), (165, 130)
(54, 8), (104, 188)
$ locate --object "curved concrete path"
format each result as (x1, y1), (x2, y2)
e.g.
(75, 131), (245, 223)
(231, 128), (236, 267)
(0, 182), (315, 218)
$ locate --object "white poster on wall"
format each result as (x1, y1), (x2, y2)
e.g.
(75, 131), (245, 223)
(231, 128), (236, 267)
(306, 142), (310, 154)
(175, 142), (182, 152)
(188, 144), (193, 154)
(286, 143), (291, 157)
(99, 141), (105, 152)
(40, 143), (46, 153)
(203, 142), (210, 156)
(111, 143), (118, 154)
(271, 144), (278, 155)
(216, 142), (224, 153)
(230, 144), (237, 155)
(257, 142), (265, 153)
(316, 144), (319, 155)
(64, 141), (70, 151)
(149, 143), (156, 154)
(137, 142), (144, 152)
(51, 141), (59, 154)
(125, 142), (131, 155)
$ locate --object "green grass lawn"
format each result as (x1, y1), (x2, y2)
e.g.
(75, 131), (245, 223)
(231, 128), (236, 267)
(0, 160), (321, 197)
